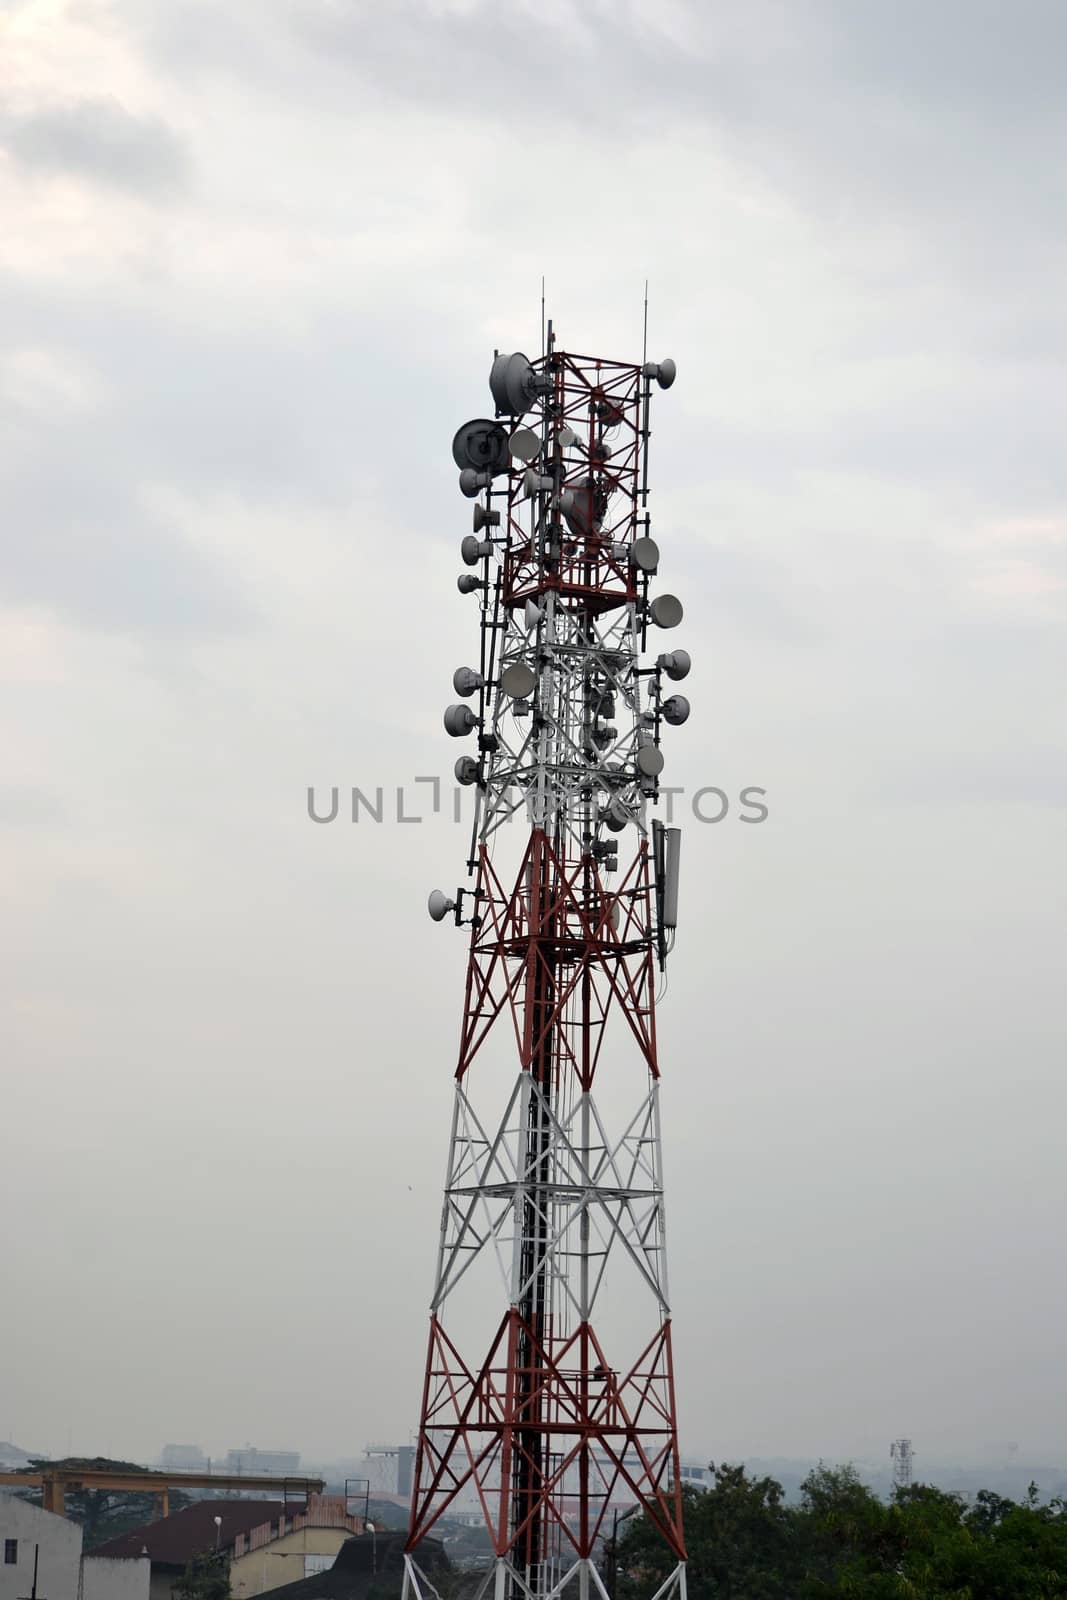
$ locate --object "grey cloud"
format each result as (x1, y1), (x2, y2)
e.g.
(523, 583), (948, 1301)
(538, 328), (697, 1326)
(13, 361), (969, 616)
(0, 455), (251, 636)
(823, 0), (1067, 122)
(827, 402), (1067, 503)
(260, 2), (1067, 174)
(134, 0), (748, 135)
(682, 539), (825, 645)
(134, 0), (1067, 311)
(289, 0), (791, 153)
(865, 742), (1067, 812)
(661, 374), (1067, 518)
(1, 259), (493, 508)
(1, 287), (251, 636)
(0, 273), (478, 636)
(133, 0), (1067, 181)
(0, 784), (65, 827)
(0, 95), (190, 197)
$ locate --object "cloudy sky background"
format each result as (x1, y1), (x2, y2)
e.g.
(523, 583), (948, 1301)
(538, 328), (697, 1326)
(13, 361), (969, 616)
(2, 0), (1065, 1471)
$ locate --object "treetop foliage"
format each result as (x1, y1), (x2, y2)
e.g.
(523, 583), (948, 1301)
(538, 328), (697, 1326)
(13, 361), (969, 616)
(174, 1551), (231, 1600)
(616, 1461), (1067, 1599)
(13, 1456), (193, 1549)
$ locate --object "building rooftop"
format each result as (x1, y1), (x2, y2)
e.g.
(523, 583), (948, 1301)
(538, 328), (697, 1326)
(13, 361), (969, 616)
(258, 1532), (446, 1600)
(94, 1499), (295, 1568)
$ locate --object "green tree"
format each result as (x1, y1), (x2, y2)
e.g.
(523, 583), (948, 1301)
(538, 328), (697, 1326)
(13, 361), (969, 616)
(613, 1484), (699, 1600)
(686, 1463), (793, 1598)
(174, 1551), (231, 1600)
(800, 1473), (1067, 1599)
(17, 1458), (192, 1549)
(617, 1464), (796, 1600)
(613, 1462), (1067, 1600)
(794, 1461), (893, 1595)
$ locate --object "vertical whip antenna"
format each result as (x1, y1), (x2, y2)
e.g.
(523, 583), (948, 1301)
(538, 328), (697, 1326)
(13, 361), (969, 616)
(643, 277), (649, 368)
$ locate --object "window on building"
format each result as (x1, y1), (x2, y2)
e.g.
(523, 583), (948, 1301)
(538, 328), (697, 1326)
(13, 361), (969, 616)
(304, 1555), (334, 1577)
(4, 1540), (17, 1565)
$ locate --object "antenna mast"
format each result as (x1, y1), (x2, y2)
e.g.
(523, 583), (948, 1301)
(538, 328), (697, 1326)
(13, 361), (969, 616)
(890, 1439), (914, 1493)
(408, 336), (687, 1600)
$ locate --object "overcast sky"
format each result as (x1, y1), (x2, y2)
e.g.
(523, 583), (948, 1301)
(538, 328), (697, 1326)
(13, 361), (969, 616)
(2, 0), (1065, 1475)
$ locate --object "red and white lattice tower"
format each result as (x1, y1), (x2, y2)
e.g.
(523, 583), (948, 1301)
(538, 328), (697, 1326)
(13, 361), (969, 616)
(405, 330), (690, 1600)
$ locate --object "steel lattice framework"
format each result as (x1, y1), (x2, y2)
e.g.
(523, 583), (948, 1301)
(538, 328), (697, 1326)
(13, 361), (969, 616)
(405, 334), (689, 1600)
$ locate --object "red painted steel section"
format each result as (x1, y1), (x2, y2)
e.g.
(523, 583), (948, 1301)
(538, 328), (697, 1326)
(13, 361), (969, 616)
(409, 1312), (684, 1562)
(456, 833), (659, 1088)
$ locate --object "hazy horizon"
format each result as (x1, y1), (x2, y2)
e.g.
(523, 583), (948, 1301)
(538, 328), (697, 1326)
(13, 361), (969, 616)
(4, 1430), (1063, 1481)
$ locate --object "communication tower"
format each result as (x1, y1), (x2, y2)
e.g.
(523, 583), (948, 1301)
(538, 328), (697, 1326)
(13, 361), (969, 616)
(890, 1439), (914, 1492)
(405, 331), (690, 1600)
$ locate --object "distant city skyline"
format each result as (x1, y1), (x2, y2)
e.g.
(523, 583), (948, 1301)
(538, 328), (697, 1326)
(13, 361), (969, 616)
(3, 1429), (1060, 1484)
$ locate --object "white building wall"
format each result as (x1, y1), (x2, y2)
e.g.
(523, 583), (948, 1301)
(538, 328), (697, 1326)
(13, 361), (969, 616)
(0, 1495), (83, 1600)
(81, 1555), (150, 1600)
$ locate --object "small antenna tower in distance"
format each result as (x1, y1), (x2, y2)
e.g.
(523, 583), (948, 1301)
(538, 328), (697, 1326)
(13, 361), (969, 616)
(890, 1438), (914, 1493)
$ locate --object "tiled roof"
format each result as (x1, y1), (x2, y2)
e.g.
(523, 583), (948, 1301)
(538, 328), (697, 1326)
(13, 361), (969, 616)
(94, 1500), (295, 1566)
